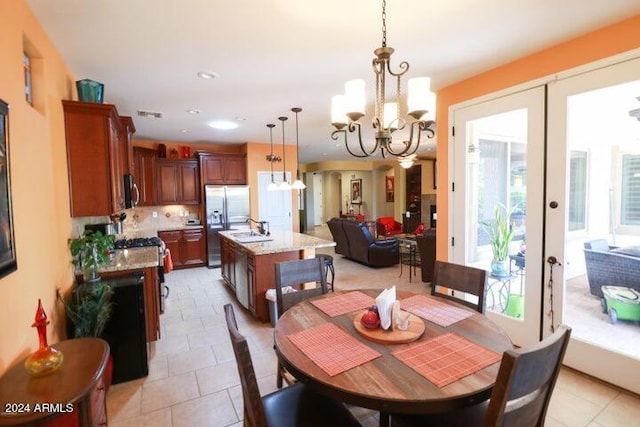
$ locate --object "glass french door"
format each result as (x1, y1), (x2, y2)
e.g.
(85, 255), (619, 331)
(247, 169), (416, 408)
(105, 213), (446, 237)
(546, 56), (640, 394)
(452, 87), (546, 347)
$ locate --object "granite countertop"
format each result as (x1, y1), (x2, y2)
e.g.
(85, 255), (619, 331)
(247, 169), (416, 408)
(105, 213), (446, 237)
(219, 230), (335, 255)
(98, 246), (159, 273)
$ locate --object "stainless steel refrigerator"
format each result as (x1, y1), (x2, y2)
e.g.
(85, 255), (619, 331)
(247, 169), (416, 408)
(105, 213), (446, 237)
(205, 185), (250, 267)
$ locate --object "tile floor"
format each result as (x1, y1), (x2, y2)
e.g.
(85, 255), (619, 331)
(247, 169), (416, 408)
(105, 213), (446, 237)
(106, 228), (640, 426)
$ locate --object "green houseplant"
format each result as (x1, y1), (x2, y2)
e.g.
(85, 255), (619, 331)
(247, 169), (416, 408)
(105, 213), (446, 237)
(60, 281), (114, 338)
(481, 203), (516, 277)
(69, 230), (115, 282)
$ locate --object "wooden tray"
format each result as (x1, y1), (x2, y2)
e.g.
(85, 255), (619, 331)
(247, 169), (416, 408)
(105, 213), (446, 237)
(353, 310), (425, 344)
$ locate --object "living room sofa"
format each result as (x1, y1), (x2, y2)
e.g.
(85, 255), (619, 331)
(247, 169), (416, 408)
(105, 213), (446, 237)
(583, 239), (640, 298)
(327, 217), (399, 267)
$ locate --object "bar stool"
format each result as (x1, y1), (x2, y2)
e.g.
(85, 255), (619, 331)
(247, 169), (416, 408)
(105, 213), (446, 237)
(315, 254), (335, 292)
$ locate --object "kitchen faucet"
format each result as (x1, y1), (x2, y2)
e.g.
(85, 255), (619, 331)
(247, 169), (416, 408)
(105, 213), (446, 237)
(247, 218), (270, 236)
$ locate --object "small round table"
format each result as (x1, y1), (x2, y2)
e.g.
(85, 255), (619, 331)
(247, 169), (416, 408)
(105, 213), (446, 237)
(0, 338), (110, 426)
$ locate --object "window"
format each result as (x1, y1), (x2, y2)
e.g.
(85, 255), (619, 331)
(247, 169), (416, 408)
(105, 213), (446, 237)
(621, 154), (640, 226)
(23, 52), (32, 105)
(568, 150), (587, 231)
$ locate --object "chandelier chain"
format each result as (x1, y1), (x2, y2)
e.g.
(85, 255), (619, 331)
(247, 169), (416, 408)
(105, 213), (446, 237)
(381, 0), (387, 47)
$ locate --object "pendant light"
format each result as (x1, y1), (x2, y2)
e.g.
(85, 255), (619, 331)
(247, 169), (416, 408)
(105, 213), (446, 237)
(290, 107), (306, 190)
(278, 116), (291, 190)
(266, 123), (278, 191)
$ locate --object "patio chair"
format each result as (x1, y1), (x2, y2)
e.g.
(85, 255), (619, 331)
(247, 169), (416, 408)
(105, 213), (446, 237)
(391, 325), (571, 427)
(274, 257), (328, 388)
(224, 304), (362, 427)
(431, 260), (488, 313)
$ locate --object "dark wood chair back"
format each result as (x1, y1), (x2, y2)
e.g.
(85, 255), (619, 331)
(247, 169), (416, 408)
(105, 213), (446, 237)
(275, 257), (328, 317)
(224, 303), (267, 427)
(431, 260), (487, 313)
(486, 325), (571, 426)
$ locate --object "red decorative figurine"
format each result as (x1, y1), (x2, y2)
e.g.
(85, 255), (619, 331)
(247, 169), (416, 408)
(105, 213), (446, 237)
(24, 299), (64, 377)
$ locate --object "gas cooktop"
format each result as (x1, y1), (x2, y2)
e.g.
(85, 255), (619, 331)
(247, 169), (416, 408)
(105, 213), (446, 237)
(114, 237), (163, 249)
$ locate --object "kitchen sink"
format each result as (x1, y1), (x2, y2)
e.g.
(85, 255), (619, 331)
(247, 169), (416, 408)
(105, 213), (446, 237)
(230, 231), (273, 243)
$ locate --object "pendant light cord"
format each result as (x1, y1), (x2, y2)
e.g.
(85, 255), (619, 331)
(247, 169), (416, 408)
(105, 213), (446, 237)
(278, 116), (288, 182)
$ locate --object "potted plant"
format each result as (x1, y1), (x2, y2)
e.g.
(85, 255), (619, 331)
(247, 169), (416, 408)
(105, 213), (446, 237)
(481, 203), (516, 278)
(60, 281), (114, 338)
(69, 230), (115, 282)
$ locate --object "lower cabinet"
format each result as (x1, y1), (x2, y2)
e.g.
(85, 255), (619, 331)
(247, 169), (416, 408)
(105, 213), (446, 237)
(159, 229), (206, 269)
(219, 235), (301, 322)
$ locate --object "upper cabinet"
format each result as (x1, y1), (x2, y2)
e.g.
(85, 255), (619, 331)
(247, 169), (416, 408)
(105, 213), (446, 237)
(156, 159), (200, 205)
(63, 100), (135, 217)
(197, 152), (246, 185)
(132, 147), (156, 206)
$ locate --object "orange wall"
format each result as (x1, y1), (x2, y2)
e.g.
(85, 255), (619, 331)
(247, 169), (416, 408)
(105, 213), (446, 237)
(0, 1), (77, 375)
(435, 15), (640, 259)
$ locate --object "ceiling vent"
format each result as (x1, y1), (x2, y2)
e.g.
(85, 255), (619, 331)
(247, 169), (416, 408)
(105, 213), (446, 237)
(137, 110), (163, 119)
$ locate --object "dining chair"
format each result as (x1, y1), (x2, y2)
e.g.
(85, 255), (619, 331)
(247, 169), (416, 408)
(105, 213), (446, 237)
(431, 260), (488, 313)
(390, 325), (572, 427)
(224, 304), (362, 427)
(274, 257), (328, 388)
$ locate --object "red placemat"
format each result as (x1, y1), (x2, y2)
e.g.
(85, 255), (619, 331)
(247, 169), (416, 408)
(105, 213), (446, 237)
(287, 323), (381, 376)
(392, 332), (501, 387)
(310, 291), (376, 317)
(401, 295), (473, 327)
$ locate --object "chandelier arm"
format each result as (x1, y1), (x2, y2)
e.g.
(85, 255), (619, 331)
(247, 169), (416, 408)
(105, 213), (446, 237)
(351, 121), (380, 157)
(330, 128), (370, 158)
(387, 60), (409, 78)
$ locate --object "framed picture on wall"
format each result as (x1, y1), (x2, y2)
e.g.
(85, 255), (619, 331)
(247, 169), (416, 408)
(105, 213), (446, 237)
(0, 99), (17, 279)
(350, 178), (362, 204)
(385, 176), (394, 202)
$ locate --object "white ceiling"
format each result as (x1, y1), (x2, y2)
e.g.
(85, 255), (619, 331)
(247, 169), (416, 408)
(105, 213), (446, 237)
(26, 0), (640, 163)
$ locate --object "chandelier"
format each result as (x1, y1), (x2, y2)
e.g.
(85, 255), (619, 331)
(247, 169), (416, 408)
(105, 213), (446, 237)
(330, 0), (436, 160)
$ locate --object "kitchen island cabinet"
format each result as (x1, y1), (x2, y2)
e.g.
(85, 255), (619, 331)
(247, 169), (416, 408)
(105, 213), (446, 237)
(219, 231), (335, 322)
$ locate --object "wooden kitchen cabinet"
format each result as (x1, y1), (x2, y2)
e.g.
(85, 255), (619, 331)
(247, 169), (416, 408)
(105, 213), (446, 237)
(197, 152), (247, 185)
(156, 159), (200, 205)
(63, 100), (135, 217)
(158, 229), (206, 269)
(133, 147), (156, 206)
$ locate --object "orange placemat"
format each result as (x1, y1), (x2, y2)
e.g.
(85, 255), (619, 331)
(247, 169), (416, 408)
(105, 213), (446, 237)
(401, 295), (473, 327)
(287, 323), (381, 376)
(392, 332), (501, 387)
(310, 291), (376, 317)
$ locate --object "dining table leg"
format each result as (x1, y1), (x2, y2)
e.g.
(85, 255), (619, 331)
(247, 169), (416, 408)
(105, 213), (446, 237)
(380, 411), (390, 427)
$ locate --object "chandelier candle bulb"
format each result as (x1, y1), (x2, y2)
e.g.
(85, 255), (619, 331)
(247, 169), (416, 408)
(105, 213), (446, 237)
(407, 77), (431, 118)
(331, 95), (348, 128)
(345, 79), (366, 117)
(384, 102), (398, 130)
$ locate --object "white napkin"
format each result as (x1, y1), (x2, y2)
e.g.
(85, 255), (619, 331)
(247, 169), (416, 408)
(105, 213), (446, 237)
(375, 286), (396, 330)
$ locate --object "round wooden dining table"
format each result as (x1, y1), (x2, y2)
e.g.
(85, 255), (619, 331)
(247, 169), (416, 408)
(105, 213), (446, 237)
(273, 289), (513, 427)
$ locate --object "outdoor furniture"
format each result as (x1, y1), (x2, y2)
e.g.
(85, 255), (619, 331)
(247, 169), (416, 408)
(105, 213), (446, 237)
(583, 240), (640, 298)
(376, 216), (403, 237)
(391, 325), (571, 427)
(223, 304), (362, 427)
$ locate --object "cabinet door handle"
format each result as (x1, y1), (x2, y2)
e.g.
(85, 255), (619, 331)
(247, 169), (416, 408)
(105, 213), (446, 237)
(133, 183), (140, 206)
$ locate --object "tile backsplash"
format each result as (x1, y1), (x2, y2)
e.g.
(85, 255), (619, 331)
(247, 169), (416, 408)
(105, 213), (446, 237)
(70, 205), (201, 238)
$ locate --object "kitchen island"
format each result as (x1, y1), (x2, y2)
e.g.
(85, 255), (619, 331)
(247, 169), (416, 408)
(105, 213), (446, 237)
(219, 230), (335, 323)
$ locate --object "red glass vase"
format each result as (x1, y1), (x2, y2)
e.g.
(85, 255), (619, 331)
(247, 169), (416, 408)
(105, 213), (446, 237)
(24, 299), (64, 377)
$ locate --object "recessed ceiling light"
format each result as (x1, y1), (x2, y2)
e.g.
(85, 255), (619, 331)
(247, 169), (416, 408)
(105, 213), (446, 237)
(208, 120), (239, 130)
(179, 129), (191, 133)
(234, 116), (247, 121)
(197, 71), (218, 80)
(186, 108), (200, 114)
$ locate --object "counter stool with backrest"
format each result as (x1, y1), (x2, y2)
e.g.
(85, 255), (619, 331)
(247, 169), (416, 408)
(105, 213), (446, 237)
(315, 253), (335, 292)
